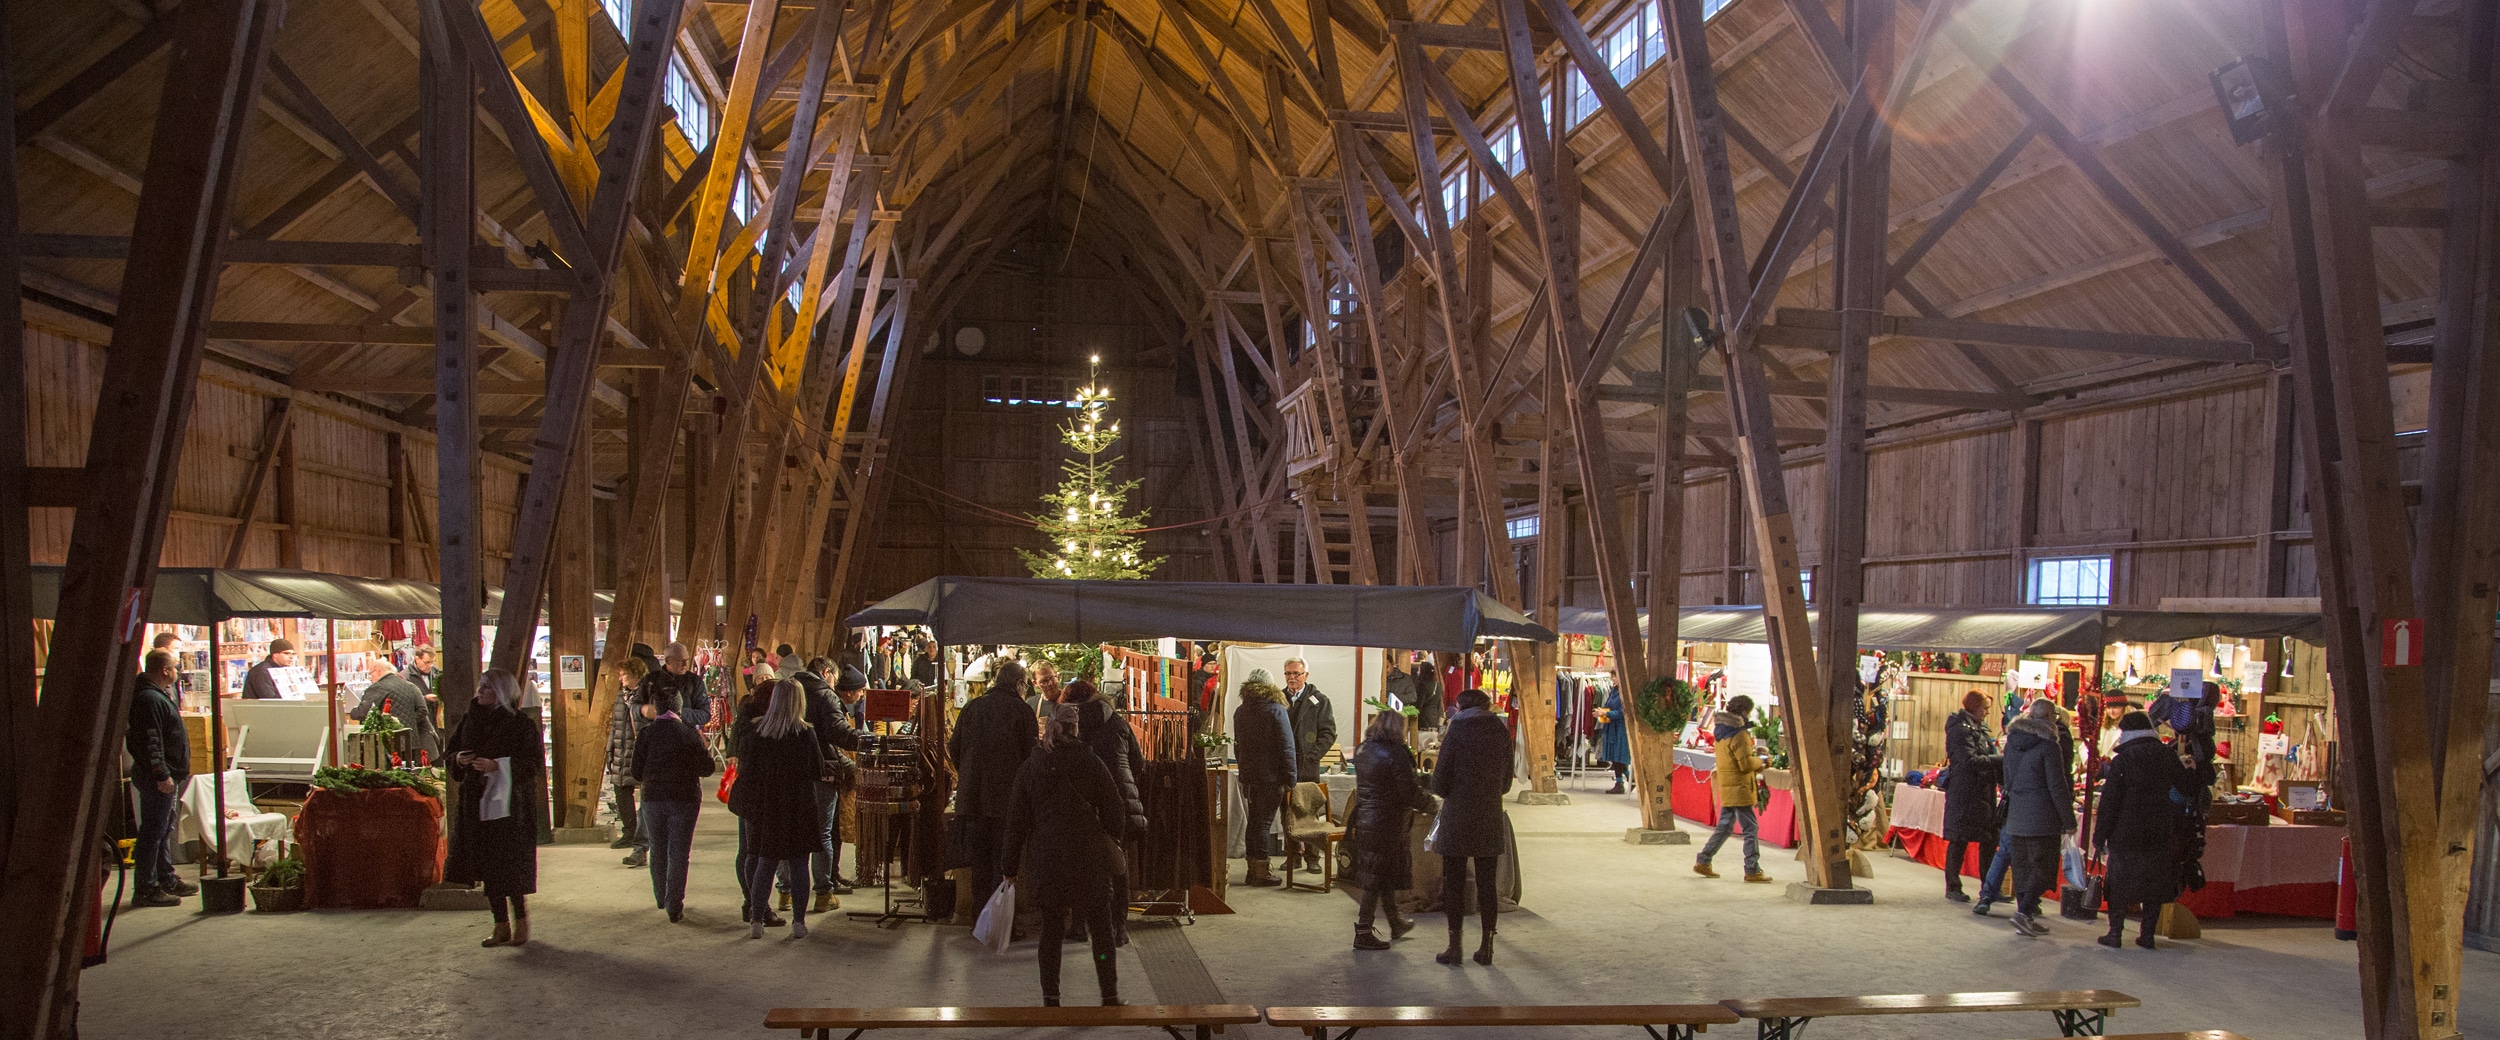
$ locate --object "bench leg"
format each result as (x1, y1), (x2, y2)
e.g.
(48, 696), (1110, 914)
(2051, 1009), (2109, 1037)
(1754, 1017), (1810, 1040)
(1639, 1023), (1702, 1040)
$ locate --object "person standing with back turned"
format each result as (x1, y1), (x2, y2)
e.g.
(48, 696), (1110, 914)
(2000, 697), (2076, 937)
(951, 661), (1038, 917)
(1230, 668), (1296, 888)
(1430, 688), (1513, 965)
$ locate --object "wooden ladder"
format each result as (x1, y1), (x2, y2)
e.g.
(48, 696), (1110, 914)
(1297, 485), (1378, 585)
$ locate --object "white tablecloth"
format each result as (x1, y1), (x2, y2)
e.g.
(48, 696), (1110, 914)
(175, 769), (294, 853)
(1890, 783), (1948, 837)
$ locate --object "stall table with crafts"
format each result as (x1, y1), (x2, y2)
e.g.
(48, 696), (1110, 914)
(2176, 819), (2345, 919)
(1884, 783), (1969, 874)
(1667, 746), (1798, 848)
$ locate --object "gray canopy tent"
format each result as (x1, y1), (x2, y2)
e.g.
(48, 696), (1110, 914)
(848, 577), (1557, 651)
(29, 565), (443, 623)
(1558, 604), (2321, 655)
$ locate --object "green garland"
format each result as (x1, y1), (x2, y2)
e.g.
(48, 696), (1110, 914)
(312, 764), (441, 800)
(1633, 677), (1700, 734)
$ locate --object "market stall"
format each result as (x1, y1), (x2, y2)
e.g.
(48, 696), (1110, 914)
(848, 578), (1556, 914)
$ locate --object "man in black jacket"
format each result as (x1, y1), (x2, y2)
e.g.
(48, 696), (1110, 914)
(127, 651), (196, 907)
(242, 638), (294, 699)
(795, 659), (865, 908)
(650, 642), (709, 729)
(1281, 658), (1335, 871)
(950, 661), (1037, 914)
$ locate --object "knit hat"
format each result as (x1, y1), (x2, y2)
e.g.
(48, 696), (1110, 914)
(837, 664), (868, 691)
(1246, 668), (1273, 687)
(2117, 710), (2156, 737)
(267, 637), (295, 655)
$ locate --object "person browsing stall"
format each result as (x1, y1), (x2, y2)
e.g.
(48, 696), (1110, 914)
(242, 638), (295, 699)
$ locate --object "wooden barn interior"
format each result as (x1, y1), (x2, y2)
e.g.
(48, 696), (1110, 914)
(1, 0), (2495, 1036)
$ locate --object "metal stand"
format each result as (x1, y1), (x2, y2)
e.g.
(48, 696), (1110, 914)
(846, 732), (929, 928)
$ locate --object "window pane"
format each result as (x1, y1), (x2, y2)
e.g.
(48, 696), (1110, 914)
(2027, 555), (2112, 606)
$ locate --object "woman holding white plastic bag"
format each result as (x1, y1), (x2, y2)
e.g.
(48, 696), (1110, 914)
(446, 668), (543, 948)
(1001, 702), (1126, 1006)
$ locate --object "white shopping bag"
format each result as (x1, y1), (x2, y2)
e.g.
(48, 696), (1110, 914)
(972, 878), (1016, 954)
(2061, 837), (2088, 890)
(481, 758), (514, 821)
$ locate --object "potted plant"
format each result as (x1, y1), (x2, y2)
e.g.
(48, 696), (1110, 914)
(249, 846), (306, 913)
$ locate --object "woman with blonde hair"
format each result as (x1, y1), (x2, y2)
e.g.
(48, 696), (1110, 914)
(447, 668), (544, 947)
(729, 679), (826, 939)
(1004, 702), (1126, 1005)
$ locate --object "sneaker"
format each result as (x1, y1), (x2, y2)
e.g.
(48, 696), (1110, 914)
(1692, 862), (1719, 878)
(129, 890), (180, 909)
(162, 877), (200, 896)
(2011, 913), (2046, 937)
(1353, 930), (1391, 951)
(1388, 916), (1416, 940)
(608, 835), (637, 850)
(1972, 900), (1994, 917)
(1743, 872), (1774, 884)
(1944, 889), (1971, 903)
(621, 848), (647, 868)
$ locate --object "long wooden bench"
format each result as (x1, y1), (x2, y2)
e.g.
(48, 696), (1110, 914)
(1720, 990), (2141, 1039)
(765, 1004), (1263, 1040)
(2017, 1033), (2249, 1040)
(1264, 1004), (1741, 1040)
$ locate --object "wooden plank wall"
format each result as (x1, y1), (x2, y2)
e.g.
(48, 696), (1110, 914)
(21, 318), (526, 578)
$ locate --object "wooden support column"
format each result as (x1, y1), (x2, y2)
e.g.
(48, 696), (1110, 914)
(274, 423), (302, 568)
(425, 0), (484, 735)
(385, 432), (412, 579)
(0, 0), (30, 926)
(1811, 0), (1892, 862)
(2008, 415), (2043, 600)
(1661, 0), (1847, 890)
(2265, 2), (2494, 1033)
(0, 2), (278, 1032)
(486, 0), (690, 676)
(547, 399), (598, 830)
(1521, 360), (1564, 796)
(1637, 213), (1699, 832)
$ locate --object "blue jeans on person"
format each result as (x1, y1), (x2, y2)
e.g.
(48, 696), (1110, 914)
(643, 798), (699, 912)
(133, 777), (184, 893)
(1697, 806), (1761, 875)
(1973, 824), (2015, 907)
(809, 787), (843, 890)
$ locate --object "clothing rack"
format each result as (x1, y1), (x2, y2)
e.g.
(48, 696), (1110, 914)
(846, 732), (930, 928)
(1127, 708), (1202, 923)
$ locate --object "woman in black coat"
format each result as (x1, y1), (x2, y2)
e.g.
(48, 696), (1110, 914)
(730, 679), (826, 940)
(1004, 703), (1127, 1006)
(1348, 710), (1434, 950)
(1064, 679), (1146, 944)
(1429, 689), (1512, 966)
(1941, 690), (2002, 900)
(446, 669), (544, 948)
(2095, 711), (2189, 949)
(1231, 670), (1296, 886)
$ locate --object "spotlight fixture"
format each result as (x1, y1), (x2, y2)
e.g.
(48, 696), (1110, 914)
(2209, 57), (2290, 146)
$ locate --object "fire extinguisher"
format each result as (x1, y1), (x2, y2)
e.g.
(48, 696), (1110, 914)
(2334, 835), (2358, 941)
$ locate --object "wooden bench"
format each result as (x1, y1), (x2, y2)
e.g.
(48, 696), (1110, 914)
(765, 1005), (1262, 1040)
(2016, 1033), (2249, 1040)
(1265, 1004), (1741, 1040)
(1721, 990), (2141, 1039)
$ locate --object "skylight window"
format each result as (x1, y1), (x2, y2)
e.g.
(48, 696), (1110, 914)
(665, 54), (711, 151)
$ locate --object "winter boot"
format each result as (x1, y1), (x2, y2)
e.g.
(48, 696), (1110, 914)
(1244, 858), (1281, 887)
(508, 917), (530, 947)
(1353, 926), (1391, 951)
(481, 921), (512, 948)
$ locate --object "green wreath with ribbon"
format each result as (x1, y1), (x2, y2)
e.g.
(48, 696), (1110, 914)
(1633, 676), (1701, 734)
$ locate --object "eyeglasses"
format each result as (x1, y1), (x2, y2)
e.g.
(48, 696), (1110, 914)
(1283, 671), (1306, 678)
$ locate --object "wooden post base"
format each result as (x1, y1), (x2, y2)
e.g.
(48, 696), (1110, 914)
(1785, 882), (1875, 905)
(1516, 791), (1572, 806)
(1625, 827), (1692, 845)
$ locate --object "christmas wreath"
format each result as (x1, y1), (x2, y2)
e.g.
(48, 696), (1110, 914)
(1633, 676), (1700, 734)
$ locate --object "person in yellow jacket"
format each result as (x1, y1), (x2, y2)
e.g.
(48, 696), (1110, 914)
(1694, 695), (1772, 883)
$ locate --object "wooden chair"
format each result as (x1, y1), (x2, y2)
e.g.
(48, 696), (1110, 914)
(1281, 782), (1344, 893)
(1264, 1004), (1740, 1040)
(765, 1004), (1262, 1040)
(1721, 989), (2142, 1039)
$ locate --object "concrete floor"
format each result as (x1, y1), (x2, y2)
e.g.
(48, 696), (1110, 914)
(81, 789), (2497, 1040)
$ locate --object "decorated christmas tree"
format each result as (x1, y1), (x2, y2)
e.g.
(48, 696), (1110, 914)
(1020, 356), (1165, 580)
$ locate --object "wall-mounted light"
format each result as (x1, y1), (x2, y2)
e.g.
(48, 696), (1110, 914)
(2210, 57), (2289, 146)
(714, 595), (726, 607)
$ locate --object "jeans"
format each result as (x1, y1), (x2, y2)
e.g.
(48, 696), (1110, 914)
(1038, 901), (1118, 1002)
(133, 778), (184, 892)
(746, 856), (809, 923)
(614, 782), (647, 850)
(1441, 855), (1499, 941)
(1698, 806), (1761, 874)
(644, 798), (698, 912)
(1975, 826), (2015, 905)
(809, 787), (843, 890)
(1241, 780), (1286, 860)
(1945, 833), (2000, 894)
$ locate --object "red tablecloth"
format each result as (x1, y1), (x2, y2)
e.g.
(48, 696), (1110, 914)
(1886, 785), (1982, 876)
(1668, 764), (1795, 848)
(2174, 822), (2343, 919)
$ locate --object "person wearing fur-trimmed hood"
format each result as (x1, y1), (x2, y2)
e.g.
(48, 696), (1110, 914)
(1231, 668), (1296, 887)
(1999, 697), (2077, 938)
(1694, 697), (1771, 884)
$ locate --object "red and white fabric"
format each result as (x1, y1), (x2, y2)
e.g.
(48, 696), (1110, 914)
(2176, 821), (2343, 920)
